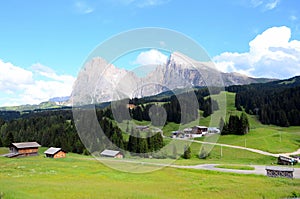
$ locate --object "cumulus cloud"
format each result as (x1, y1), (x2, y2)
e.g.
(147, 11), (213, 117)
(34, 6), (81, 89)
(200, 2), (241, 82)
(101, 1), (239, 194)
(213, 26), (300, 78)
(134, 49), (168, 66)
(0, 61), (75, 106)
(0, 60), (33, 92)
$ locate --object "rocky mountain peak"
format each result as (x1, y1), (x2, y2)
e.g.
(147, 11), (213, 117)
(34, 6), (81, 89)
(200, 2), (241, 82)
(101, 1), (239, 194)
(71, 53), (274, 105)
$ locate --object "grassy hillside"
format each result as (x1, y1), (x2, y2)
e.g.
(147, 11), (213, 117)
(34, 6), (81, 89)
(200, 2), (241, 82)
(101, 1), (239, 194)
(163, 91), (300, 154)
(0, 153), (299, 199)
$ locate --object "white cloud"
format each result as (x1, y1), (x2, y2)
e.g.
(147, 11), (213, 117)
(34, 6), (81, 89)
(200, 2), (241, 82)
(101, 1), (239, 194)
(0, 60), (33, 92)
(248, 0), (280, 11)
(0, 61), (75, 106)
(265, 0), (280, 10)
(213, 26), (300, 78)
(134, 49), (168, 66)
(290, 15), (298, 21)
(250, 0), (263, 8)
(74, 1), (94, 14)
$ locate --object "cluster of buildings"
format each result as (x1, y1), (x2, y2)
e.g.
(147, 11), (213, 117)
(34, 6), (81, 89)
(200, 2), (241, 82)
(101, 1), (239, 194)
(2, 141), (124, 159)
(2, 142), (66, 159)
(171, 126), (220, 139)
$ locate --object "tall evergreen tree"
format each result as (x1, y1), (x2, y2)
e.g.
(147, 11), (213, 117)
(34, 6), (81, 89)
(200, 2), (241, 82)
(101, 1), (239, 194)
(4, 131), (14, 147)
(240, 112), (250, 135)
(182, 145), (191, 159)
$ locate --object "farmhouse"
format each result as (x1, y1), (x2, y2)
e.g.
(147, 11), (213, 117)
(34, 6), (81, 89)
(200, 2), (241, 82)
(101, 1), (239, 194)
(44, 147), (66, 158)
(100, 149), (123, 158)
(4, 142), (41, 158)
(192, 126), (208, 135)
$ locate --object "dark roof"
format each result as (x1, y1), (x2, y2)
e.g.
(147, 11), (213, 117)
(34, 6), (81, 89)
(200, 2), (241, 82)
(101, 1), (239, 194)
(12, 142), (41, 149)
(44, 147), (63, 155)
(100, 149), (121, 157)
(266, 166), (294, 172)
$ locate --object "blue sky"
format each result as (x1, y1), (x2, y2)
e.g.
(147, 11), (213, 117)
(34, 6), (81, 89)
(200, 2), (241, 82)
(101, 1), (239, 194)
(0, 0), (300, 106)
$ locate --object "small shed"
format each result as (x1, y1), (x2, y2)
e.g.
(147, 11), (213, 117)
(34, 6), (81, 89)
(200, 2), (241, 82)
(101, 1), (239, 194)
(266, 166), (294, 178)
(5, 142), (41, 158)
(44, 147), (66, 158)
(100, 149), (123, 158)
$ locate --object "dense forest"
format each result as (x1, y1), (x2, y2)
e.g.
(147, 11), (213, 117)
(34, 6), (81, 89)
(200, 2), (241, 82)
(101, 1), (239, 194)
(128, 88), (219, 123)
(227, 76), (300, 127)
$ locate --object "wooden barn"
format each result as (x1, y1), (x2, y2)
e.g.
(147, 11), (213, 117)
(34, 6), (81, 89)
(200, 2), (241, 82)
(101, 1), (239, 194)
(4, 142), (41, 158)
(100, 149), (123, 158)
(44, 147), (66, 158)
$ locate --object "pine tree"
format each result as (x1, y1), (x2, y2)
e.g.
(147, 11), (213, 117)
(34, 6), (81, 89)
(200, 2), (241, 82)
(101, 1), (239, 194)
(182, 145), (191, 159)
(240, 112), (250, 135)
(139, 138), (148, 157)
(4, 131), (14, 147)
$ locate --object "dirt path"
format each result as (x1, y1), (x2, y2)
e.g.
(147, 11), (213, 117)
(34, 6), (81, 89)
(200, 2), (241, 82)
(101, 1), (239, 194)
(280, 148), (300, 156)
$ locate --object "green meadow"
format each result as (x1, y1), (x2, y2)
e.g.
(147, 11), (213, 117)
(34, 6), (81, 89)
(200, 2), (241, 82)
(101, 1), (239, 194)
(1, 91), (300, 198)
(0, 152), (300, 199)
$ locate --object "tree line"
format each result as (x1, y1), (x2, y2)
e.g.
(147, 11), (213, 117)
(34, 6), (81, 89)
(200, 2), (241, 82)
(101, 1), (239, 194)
(228, 81), (300, 127)
(0, 108), (165, 157)
(129, 90), (219, 124)
(220, 112), (250, 135)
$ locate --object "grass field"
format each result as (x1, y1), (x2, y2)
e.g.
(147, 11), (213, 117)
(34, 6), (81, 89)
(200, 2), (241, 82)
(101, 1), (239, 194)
(163, 91), (300, 154)
(0, 153), (300, 199)
(1, 91), (300, 198)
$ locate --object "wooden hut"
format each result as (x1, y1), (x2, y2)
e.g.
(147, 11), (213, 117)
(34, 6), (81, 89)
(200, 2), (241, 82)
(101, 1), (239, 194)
(4, 142), (41, 158)
(100, 149), (123, 158)
(44, 147), (66, 158)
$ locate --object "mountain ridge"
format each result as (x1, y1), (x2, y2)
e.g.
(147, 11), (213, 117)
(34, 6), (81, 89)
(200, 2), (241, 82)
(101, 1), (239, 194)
(71, 52), (276, 105)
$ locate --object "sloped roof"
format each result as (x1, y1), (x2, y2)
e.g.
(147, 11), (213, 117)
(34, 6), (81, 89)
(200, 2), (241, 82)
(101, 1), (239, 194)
(100, 149), (121, 157)
(194, 126), (208, 129)
(44, 147), (63, 155)
(12, 142), (41, 149)
(266, 166), (294, 172)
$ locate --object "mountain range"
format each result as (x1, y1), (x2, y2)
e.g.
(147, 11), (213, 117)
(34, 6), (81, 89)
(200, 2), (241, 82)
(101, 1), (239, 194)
(71, 52), (274, 105)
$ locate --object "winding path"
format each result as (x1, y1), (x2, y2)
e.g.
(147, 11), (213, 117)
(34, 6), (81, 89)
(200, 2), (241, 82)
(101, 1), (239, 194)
(172, 164), (300, 178)
(95, 139), (300, 178)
